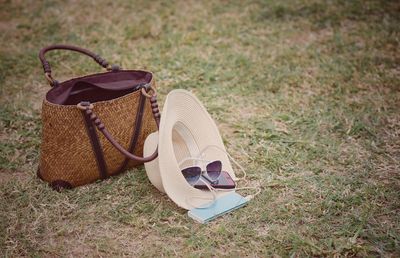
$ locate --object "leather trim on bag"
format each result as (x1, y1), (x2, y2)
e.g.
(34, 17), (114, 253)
(113, 93), (146, 175)
(38, 167), (73, 190)
(81, 110), (108, 179)
(37, 167), (44, 180)
(51, 180), (73, 191)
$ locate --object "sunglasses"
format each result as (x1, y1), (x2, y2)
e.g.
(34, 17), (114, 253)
(181, 160), (222, 186)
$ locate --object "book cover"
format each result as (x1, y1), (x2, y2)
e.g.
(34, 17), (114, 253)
(187, 192), (248, 223)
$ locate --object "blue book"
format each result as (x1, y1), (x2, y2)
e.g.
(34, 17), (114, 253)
(188, 192), (248, 224)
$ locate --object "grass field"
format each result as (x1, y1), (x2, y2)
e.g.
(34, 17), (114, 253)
(0, 0), (399, 256)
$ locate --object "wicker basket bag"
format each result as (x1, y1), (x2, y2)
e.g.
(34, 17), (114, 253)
(37, 45), (160, 189)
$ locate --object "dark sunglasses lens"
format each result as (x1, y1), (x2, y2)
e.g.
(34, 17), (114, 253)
(206, 160), (222, 180)
(181, 167), (201, 185)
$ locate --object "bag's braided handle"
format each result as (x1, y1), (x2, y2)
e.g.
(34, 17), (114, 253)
(39, 44), (119, 87)
(77, 86), (160, 163)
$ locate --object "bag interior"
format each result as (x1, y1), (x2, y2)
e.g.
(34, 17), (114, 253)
(46, 70), (153, 105)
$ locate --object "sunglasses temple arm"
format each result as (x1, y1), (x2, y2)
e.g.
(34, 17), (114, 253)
(201, 174), (216, 184)
(199, 177), (217, 200)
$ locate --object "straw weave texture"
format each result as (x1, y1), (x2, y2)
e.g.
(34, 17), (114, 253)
(39, 82), (157, 187)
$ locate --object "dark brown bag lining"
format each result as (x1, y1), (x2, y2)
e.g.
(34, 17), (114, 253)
(46, 70), (153, 105)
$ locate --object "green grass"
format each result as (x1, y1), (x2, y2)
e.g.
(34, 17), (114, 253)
(0, 0), (399, 256)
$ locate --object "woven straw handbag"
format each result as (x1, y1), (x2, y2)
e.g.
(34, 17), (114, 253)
(37, 44), (160, 189)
